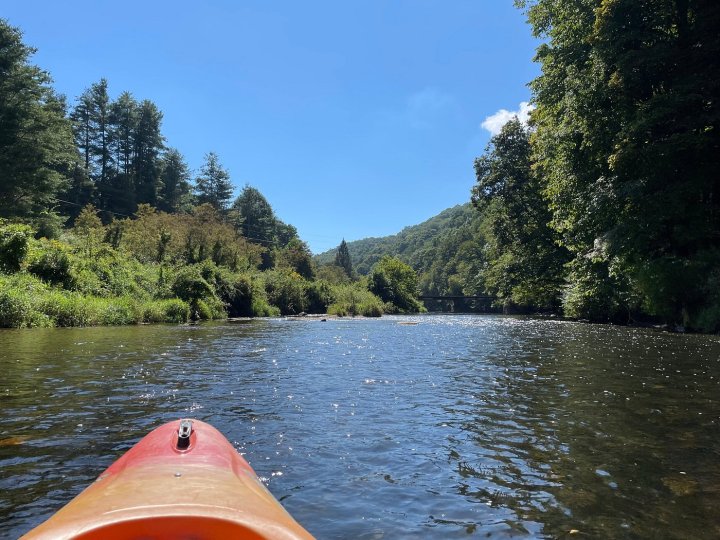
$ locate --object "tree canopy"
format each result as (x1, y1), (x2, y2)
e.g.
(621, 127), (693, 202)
(0, 19), (76, 220)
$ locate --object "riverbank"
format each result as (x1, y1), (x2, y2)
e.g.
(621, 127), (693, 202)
(0, 220), (405, 329)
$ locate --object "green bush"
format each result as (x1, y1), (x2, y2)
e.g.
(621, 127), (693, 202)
(40, 290), (96, 326)
(100, 297), (142, 325)
(305, 280), (333, 314)
(0, 275), (52, 328)
(142, 298), (190, 323)
(0, 222), (32, 272)
(27, 241), (73, 286)
(263, 270), (307, 315)
(368, 256), (423, 313)
(171, 266), (214, 302)
(327, 284), (384, 317)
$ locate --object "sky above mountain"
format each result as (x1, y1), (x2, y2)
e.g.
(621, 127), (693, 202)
(5, 1), (539, 253)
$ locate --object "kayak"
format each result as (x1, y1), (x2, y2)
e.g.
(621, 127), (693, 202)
(22, 419), (314, 539)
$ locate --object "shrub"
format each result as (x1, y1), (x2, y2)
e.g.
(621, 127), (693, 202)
(368, 256), (423, 313)
(171, 266), (215, 303)
(100, 297), (142, 326)
(327, 284), (384, 317)
(158, 298), (190, 323)
(305, 280), (333, 314)
(27, 241), (73, 286)
(0, 275), (52, 328)
(0, 222), (32, 272)
(263, 270), (307, 315)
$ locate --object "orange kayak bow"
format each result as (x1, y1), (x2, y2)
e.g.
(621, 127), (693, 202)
(22, 419), (314, 539)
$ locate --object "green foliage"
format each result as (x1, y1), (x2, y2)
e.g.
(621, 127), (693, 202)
(27, 239), (72, 286)
(262, 269), (307, 315)
(159, 148), (193, 213)
(368, 256), (424, 313)
(194, 152), (233, 212)
(0, 274), (52, 327)
(152, 298), (191, 323)
(523, 0), (720, 327)
(316, 264), (353, 286)
(315, 204), (488, 309)
(171, 265), (215, 302)
(232, 184), (298, 252)
(334, 239), (353, 278)
(472, 119), (568, 311)
(562, 257), (632, 323)
(327, 283), (384, 317)
(305, 280), (333, 314)
(0, 222), (32, 272)
(0, 20), (76, 220)
(277, 238), (315, 279)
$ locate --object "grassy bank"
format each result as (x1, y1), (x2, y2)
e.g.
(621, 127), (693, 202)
(0, 220), (391, 328)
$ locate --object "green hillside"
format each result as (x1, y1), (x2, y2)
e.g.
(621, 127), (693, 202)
(316, 204), (487, 300)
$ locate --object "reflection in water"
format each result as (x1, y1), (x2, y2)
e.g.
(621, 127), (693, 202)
(1, 316), (719, 539)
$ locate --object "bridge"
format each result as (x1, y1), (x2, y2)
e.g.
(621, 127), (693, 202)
(418, 295), (497, 313)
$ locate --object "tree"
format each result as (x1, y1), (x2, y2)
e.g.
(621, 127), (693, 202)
(158, 148), (192, 213)
(195, 152), (233, 212)
(521, 0), (720, 329)
(335, 239), (354, 278)
(471, 118), (568, 310)
(279, 238), (315, 280)
(133, 99), (164, 207)
(368, 256), (423, 313)
(107, 91), (139, 214)
(232, 184), (277, 245)
(0, 20), (76, 220)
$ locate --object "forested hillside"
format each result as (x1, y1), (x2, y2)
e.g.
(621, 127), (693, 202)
(315, 204), (487, 300)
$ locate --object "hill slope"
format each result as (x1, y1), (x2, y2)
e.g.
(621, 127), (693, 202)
(315, 203), (487, 298)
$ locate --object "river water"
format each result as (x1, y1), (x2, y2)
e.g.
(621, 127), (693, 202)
(1, 315), (719, 539)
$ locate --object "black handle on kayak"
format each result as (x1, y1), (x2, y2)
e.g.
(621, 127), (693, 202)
(177, 419), (193, 450)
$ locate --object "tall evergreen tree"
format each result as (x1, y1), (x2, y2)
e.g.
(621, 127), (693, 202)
(231, 184), (277, 244)
(88, 79), (113, 209)
(132, 99), (164, 207)
(107, 91), (139, 215)
(0, 19), (76, 219)
(335, 239), (354, 278)
(195, 152), (233, 212)
(158, 148), (192, 213)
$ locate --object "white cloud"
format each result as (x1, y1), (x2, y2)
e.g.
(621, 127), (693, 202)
(481, 101), (535, 136)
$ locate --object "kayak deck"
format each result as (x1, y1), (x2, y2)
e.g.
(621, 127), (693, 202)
(22, 419), (314, 539)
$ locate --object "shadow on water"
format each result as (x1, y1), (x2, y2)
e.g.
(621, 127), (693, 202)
(1, 316), (720, 539)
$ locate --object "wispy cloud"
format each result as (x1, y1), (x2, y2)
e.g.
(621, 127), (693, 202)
(481, 101), (535, 136)
(405, 88), (455, 129)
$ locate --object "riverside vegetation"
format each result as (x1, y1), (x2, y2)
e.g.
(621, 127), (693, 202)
(0, 204), (425, 328)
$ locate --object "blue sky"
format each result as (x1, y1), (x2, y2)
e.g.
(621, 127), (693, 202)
(5, 1), (539, 253)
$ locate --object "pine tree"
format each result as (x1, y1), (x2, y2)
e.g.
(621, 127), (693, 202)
(132, 99), (164, 207)
(195, 152), (233, 212)
(335, 239), (353, 278)
(159, 148), (192, 213)
(0, 19), (76, 219)
(231, 184), (277, 244)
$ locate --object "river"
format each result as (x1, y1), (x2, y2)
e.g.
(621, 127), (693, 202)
(1, 315), (719, 539)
